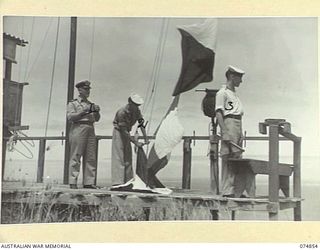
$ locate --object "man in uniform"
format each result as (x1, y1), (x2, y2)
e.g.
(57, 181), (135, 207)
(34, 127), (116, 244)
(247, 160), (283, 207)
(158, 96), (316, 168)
(111, 93), (149, 187)
(215, 65), (255, 198)
(66, 80), (101, 189)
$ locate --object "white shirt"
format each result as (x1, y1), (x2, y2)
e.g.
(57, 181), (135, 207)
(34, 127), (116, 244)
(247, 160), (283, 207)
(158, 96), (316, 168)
(215, 85), (244, 116)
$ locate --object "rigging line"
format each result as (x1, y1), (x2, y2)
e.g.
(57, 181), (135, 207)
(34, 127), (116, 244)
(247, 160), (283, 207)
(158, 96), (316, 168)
(23, 16), (35, 82)
(142, 19), (167, 113)
(12, 140), (34, 159)
(145, 19), (169, 154)
(26, 18), (54, 81)
(44, 17), (60, 137)
(147, 19), (169, 136)
(88, 18), (96, 80)
(142, 19), (166, 132)
(17, 130), (35, 147)
(14, 17), (26, 129)
(18, 16), (25, 83)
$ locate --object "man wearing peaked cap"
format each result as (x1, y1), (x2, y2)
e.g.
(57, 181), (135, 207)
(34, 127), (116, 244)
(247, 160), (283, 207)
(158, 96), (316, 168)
(215, 65), (255, 198)
(75, 80), (91, 89)
(66, 80), (101, 189)
(111, 93), (149, 187)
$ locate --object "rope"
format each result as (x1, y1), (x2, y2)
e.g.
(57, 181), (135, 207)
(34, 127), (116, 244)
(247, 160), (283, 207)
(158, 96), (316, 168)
(26, 18), (54, 81)
(88, 18), (96, 80)
(44, 17), (60, 137)
(18, 16), (25, 83)
(7, 131), (34, 159)
(13, 17), (26, 126)
(138, 19), (169, 154)
(23, 16), (35, 82)
(147, 19), (170, 137)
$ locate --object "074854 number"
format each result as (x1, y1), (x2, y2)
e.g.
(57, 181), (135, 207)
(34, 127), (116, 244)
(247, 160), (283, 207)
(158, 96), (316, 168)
(300, 244), (318, 248)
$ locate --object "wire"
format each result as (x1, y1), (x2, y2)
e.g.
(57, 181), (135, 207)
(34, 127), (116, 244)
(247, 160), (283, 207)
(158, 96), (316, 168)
(25, 18), (54, 81)
(142, 19), (167, 113)
(18, 16), (25, 83)
(7, 131), (34, 159)
(44, 17), (60, 137)
(89, 18), (96, 80)
(13, 17), (26, 127)
(23, 16), (35, 82)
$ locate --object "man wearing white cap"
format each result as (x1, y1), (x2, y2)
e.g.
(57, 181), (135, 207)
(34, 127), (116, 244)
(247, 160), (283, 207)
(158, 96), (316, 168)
(215, 66), (255, 198)
(111, 93), (149, 186)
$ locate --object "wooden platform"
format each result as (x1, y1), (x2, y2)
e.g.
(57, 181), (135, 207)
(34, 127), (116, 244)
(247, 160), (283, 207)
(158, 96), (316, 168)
(1, 182), (303, 223)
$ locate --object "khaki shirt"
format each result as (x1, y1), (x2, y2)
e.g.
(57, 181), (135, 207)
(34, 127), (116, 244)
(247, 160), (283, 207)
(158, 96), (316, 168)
(67, 96), (96, 123)
(113, 104), (142, 132)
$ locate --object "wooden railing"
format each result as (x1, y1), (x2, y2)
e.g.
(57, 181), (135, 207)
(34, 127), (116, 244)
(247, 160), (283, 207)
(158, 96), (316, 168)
(4, 134), (294, 189)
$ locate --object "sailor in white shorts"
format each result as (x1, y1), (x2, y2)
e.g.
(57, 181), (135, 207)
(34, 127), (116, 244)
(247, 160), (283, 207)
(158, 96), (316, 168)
(215, 65), (255, 197)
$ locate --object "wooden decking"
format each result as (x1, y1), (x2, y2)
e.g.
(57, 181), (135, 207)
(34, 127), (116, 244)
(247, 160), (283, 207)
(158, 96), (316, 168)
(1, 182), (303, 223)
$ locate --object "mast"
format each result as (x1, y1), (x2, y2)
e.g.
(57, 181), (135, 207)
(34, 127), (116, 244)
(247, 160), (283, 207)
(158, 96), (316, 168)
(63, 17), (77, 184)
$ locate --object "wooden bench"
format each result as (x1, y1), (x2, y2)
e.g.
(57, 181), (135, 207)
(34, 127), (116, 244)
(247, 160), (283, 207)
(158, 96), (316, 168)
(228, 158), (294, 197)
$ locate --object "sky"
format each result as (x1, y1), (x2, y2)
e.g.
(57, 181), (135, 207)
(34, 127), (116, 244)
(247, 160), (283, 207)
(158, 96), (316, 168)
(3, 17), (319, 168)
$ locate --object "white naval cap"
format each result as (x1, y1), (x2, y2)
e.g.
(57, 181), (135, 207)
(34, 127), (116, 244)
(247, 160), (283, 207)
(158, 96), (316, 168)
(226, 65), (245, 75)
(130, 93), (144, 105)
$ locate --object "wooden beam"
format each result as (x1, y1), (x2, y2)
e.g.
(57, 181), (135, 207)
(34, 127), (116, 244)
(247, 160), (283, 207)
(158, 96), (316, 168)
(228, 159), (294, 176)
(293, 140), (302, 221)
(37, 139), (46, 183)
(182, 138), (192, 189)
(63, 17), (77, 185)
(268, 125), (280, 220)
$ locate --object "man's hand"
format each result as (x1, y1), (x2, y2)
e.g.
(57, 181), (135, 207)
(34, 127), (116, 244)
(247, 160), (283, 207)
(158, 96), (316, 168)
(93, 104), (100, 112)
(134, 141), (144, 147)
(82, 105), (91, 114)
(221, 130), (231, 141)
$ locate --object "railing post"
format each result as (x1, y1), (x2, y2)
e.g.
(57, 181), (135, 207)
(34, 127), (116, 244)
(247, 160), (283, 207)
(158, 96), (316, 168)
(293, 139), (302, 221)
(268, 124), (279, 220)
(2, 138), (8, 181)
(182, 138), (192, 189)
(209, 134), (219, 194)
(37, 139), (46, 183)
(94, 138), (99, 185)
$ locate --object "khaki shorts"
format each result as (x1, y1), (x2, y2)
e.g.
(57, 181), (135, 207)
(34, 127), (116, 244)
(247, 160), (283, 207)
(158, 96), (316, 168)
(220, 118), (243, 156)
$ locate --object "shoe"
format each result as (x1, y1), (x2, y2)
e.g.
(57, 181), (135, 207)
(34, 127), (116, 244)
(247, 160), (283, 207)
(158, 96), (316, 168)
(222, 194), (235, 198)
(83, 184), (100, 189)
(70, 184), (78, 189)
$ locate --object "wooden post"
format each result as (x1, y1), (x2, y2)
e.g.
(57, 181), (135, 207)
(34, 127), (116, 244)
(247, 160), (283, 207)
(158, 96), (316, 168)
(210, 210), (219, 220)
(293, 139), (302, 221)
(143, 207), (151, 221)
(182, 138), (192, 189)
(2, 138), (8, 181)
(37, 139), (46, 183)
(94, 138), (99, 185)
(209, 134), (219, 194)
(63, 17), (77, 184)
(268, 124), (279, 220)
(2, 61), (13, 180)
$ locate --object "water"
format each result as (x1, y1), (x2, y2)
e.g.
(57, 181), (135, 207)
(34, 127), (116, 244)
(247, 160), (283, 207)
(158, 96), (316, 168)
(2, 157), (320, 221)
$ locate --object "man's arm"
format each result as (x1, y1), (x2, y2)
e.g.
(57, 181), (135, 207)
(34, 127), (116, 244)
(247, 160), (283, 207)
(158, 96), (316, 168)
(93, 105), (101, 122)
(118, 126), (143, 147)
(216, 110), (231, 141)
(66, 102), (90, 122)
